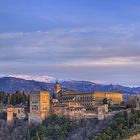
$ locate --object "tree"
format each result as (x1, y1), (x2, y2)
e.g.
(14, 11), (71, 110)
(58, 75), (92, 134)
(37, 125), (47, 139)
(0, 112), (7, 121)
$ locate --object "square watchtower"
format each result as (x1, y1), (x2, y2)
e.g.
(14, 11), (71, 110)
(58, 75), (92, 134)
(29, 91), (50, 123)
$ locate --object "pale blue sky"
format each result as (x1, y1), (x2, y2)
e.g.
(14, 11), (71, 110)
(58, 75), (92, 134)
(0, 0), (140, 86)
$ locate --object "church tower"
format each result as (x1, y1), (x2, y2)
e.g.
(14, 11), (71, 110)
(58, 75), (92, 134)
(55, 81), (61, 93)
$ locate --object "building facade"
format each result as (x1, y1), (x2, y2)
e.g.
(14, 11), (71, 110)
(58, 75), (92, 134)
(60, 91), (123, 109)
(7, 105), (26, 122)
(60, 92), (95, 109)
(53, 101), (86, 119)
(94, 92), (123, 105)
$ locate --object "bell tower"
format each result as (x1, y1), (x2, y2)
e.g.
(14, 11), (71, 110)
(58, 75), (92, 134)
(52, 81), (61, 99)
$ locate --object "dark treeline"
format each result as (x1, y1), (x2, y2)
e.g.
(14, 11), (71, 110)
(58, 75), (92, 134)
(0, 91), (29, 105)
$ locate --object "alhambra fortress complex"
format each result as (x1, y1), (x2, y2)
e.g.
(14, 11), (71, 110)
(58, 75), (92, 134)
(5, 82), (123, 123)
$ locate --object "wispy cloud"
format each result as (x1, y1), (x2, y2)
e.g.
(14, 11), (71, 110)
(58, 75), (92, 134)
(0, 24), (140, 86)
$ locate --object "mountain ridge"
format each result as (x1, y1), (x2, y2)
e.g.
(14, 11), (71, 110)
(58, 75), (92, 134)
(0, 76), (139, 95)
(0, 74), (58, 83)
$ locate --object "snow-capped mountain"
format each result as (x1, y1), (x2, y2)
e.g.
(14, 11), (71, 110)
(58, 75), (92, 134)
(0, 76), (139, 94)
(0, 74), (58, 83)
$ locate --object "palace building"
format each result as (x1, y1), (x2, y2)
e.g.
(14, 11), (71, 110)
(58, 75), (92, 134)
(60, 91), (123, 109)
(3, 82), (123, 123)
(27, 82), (123, 122)
(29, 91), (50, 123)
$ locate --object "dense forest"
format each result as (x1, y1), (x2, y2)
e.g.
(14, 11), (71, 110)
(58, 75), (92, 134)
(37, 115), (77, 140)
(0, 114), (77, 140)
(92, 109), (140, 140)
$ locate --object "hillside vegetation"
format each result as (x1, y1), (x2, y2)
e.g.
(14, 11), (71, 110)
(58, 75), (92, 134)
(91, 109), (140, 140)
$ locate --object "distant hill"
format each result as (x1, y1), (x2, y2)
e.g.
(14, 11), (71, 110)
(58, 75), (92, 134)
(0, 77), (139, 95)
(61, 81), (139, 95)
(0, 77), (53, 93)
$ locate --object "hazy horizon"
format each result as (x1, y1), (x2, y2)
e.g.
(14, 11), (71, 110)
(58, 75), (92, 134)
(0, 0), (140, 86)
